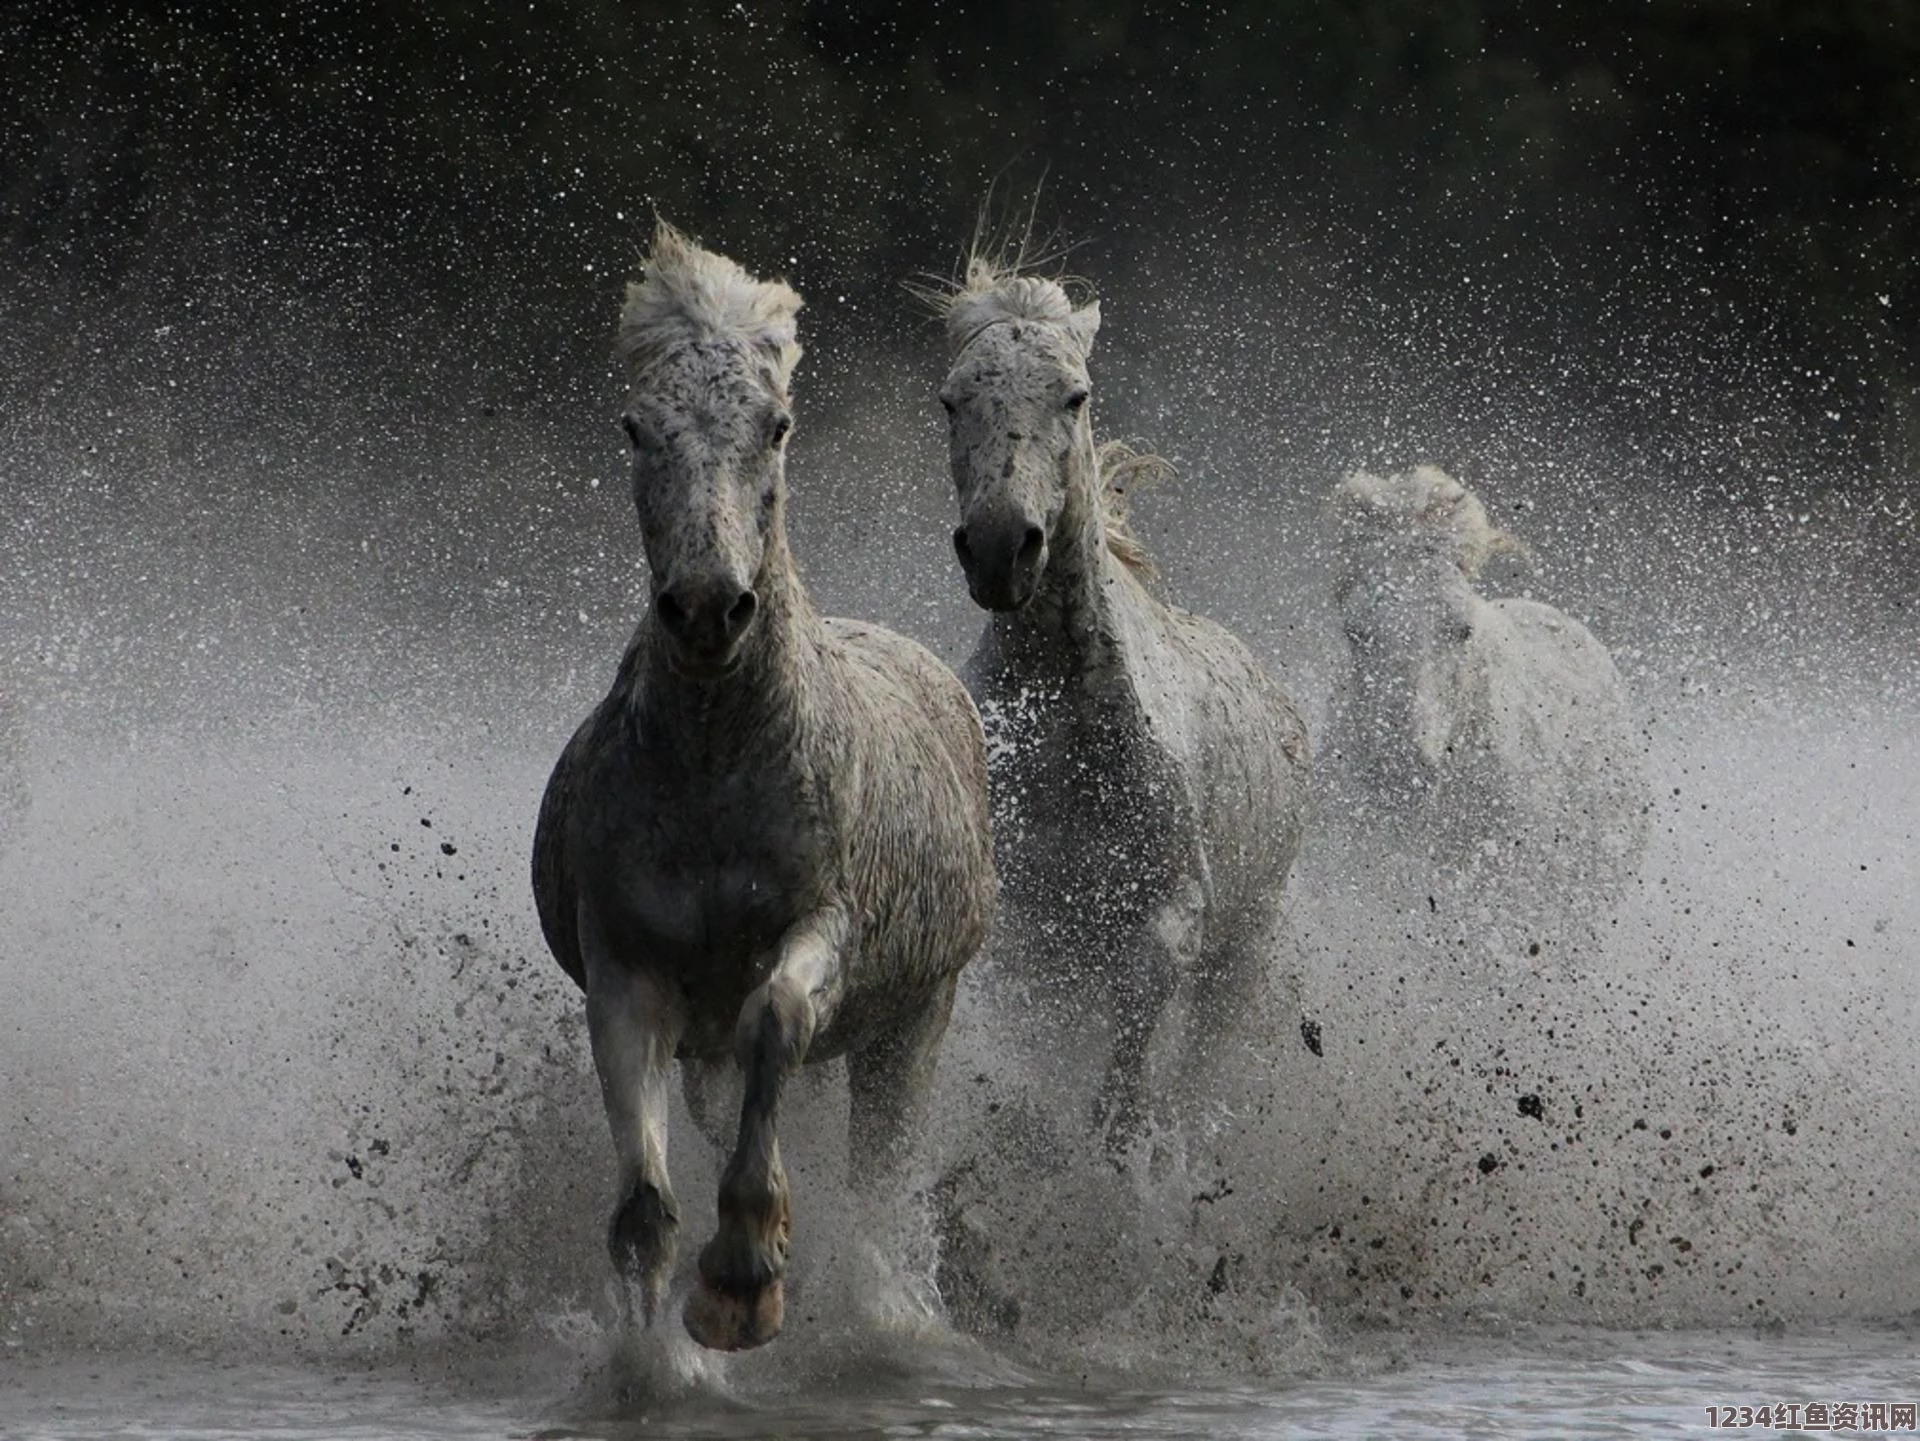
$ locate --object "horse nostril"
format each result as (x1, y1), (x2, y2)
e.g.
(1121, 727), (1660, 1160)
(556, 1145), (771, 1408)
(655, 589), (689, 636)
(952, 527), (973, 565)
(1018, 525), (1044, 562)
(724, 590), (757, 638)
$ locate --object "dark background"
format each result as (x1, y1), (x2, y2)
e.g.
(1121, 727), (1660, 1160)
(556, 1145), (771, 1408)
(6, 1), (1919, 490)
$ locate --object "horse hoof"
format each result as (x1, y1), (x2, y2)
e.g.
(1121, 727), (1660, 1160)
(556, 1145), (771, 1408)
(682, 1277), (784, 1351)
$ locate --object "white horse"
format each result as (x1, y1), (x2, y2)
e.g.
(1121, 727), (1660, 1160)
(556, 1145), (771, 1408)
(533, 222), (997, 1351)
(923, 253), (1312, 1155)
(1322, 465), (1647, 903)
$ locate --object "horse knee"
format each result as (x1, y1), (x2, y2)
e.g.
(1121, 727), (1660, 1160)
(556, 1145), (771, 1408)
(734, 973), (817, 1071)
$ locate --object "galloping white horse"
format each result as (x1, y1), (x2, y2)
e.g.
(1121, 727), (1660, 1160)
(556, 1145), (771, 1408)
(923, 253), (1312, 1154)
(533, 222), (997, 1351)
(1323, 465), (1647, 903)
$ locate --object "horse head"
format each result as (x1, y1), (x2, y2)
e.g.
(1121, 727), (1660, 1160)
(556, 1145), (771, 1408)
(1329, 466), (1527, 783)
(616, 220), (803, 678)
(934, 264), (1102, 612)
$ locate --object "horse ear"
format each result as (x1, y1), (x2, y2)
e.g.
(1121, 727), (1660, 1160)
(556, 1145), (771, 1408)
(1065, 300), (1101, 359)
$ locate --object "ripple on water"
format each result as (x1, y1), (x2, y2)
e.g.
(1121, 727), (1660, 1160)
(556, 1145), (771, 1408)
(3, 1323), (1916, 1440)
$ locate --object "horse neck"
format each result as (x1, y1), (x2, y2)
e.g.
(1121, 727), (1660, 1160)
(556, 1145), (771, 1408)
(987, 425), (1136, 683)
(626, 527), (824, 764)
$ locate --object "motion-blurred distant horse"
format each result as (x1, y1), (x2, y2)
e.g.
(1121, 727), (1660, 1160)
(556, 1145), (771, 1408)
(532, 222), (997, 1351)
(923, 252), (1311, 1155)
(1323, 465), (1646, 902)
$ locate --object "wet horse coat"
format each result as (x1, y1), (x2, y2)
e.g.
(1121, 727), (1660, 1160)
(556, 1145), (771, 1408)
(927, 259), (1312, 1150)
(533, 222), (996, 1351)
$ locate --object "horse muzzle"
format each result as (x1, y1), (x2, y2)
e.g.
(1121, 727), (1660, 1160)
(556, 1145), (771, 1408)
(655, 575), (759, 677)
(953, 514), (1048, 613)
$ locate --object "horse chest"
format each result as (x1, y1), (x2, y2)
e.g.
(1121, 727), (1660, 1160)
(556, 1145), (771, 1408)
(593, 764), (833, 978)
(988, 710), (1188, 933)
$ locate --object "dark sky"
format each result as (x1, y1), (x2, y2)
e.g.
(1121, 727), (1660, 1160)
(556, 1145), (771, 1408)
(4, 2), (1918, 497)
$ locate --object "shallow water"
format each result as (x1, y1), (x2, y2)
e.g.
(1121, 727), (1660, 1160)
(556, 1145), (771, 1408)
(4, 302), (1918, 1437)
(5, 1325), (1918, 1439)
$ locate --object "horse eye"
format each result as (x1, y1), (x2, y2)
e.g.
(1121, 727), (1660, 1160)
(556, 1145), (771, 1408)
(770, 413), (793, 446)
(1065, 388), (1090, 413)
(938, 394), (958, 416)
(620, 414), (643, 448)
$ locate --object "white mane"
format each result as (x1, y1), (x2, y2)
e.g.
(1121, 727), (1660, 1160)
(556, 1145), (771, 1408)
(1331, 465), (1529, 579)
(911, 245), (1090, 353)
(616, 219), (803, 386)
(941, 259), (1074, 350)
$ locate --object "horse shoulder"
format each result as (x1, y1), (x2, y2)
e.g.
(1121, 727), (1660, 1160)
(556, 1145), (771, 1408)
(812, 616), (997, 981)
(1153, 600), (1309, 774)
(1104, 581), (1205, 752)
(821, 617), (986, 758)
(531, 697), (625, 993)
(816, 617), (991, 839)
(1471, 597), (1638, 804)
(1484, 597), (1629, 713)
(1106, 592), (1308, 911)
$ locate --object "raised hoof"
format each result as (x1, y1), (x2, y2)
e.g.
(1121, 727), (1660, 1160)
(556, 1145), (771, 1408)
(682, 1277), (785, 1351)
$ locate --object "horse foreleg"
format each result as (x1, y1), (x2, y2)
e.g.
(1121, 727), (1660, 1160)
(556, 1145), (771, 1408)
(582, 941), (686, 1330)
(1184, 897), (1294, 1086)
(682, 907), (848, 1352)
(844, 972), (960, 1324)
(1095, 896), (1200, 1159)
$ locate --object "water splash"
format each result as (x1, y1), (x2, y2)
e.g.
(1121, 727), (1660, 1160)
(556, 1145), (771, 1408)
(1, 312), (1914, 1394)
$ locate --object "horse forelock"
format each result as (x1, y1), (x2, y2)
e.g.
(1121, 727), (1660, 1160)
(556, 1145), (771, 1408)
(914, 249), (1083, 355)
(616, 220), (803, 389)
(1332, 466), (1528, 579)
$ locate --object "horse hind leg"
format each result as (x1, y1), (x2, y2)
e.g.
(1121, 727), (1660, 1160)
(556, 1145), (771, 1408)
(583, 944), (686, 1330)
(683, 909), (847, 1352)
(681, 1058), (740, 1153)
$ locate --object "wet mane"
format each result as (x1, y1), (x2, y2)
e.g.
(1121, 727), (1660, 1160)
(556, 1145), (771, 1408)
(616, 219), (803, 387)
(1331, 465), (1531, 579)
(1095, 440), (1169, 580)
